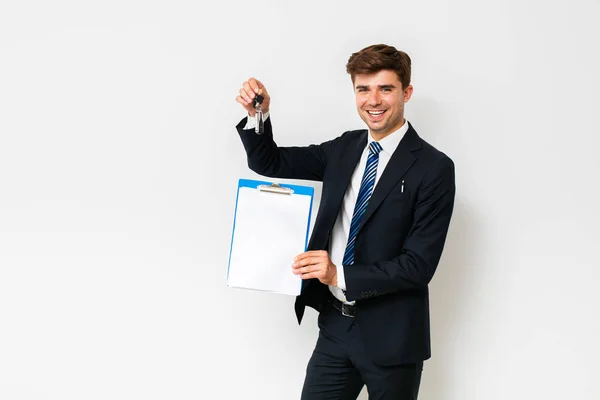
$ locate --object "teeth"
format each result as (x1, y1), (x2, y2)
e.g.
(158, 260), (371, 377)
(368, 111), (384, 115)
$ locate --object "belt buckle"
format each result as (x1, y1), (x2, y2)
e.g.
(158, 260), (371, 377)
(341, 303), (355, 318)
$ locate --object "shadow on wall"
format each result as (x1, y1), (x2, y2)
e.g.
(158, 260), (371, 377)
(420, 196), (483, 399)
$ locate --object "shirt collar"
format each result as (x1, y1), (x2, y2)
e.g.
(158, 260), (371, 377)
(367, 119), (409, 155)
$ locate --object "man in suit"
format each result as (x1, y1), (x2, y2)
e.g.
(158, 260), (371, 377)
(235, 44), (455, 400)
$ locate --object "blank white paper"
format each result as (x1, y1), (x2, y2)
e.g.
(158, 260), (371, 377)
(227, 187), (312, 296)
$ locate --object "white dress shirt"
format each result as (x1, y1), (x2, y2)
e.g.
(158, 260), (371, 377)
(328, 122), (408, 304)
(243, 111), (270, 130)
(244, 114), (409, 304)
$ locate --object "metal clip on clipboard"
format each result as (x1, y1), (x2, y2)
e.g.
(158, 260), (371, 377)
(257, 183), (294, 195)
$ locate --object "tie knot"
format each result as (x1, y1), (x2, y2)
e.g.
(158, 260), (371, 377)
(369, 141), (383, 155)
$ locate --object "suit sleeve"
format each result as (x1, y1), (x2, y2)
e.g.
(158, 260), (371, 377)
(236, 116), (338, 181)
(343, 155), (456, 301)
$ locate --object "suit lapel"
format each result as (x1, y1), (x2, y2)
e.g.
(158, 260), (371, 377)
(357, 124), (421, 233)
(301, 131), (366, 294)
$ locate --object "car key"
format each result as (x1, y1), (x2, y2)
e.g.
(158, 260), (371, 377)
(253, 92), (265, 134)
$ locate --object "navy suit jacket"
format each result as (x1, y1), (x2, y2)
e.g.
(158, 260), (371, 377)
(236, 116), (455, 366)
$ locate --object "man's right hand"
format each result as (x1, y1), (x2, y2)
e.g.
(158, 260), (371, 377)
(236, 77), (270, 117)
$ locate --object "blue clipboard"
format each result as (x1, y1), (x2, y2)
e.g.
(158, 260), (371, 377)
(227, 179), (314, 296)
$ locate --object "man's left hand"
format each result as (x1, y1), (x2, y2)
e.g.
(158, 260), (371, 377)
(292, 250), (338, 286)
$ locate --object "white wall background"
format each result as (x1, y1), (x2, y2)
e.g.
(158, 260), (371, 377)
(1, 0), (599, 399)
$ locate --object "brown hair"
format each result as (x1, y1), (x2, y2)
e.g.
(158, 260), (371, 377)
(346, 44), (412, 89)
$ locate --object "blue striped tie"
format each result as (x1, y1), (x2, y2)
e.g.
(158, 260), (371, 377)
(342, 141), (383, 266)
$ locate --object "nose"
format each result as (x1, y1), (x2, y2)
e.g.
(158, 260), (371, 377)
(367, 90), (381, 106)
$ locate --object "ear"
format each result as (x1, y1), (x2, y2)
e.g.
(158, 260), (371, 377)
(403, 85), (414, 102)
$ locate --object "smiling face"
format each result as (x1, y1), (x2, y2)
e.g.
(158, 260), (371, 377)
(354, 69), (413, 140)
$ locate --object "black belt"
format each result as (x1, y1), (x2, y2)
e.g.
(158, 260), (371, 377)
(328, 295), (357, 318)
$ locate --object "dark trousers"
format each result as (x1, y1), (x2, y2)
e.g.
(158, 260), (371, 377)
(301, 298), (423, 400)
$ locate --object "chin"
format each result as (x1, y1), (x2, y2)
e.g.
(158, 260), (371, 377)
(368, 123), (387, 132)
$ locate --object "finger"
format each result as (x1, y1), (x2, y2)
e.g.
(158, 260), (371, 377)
(294, 250), (326, 262)
(293, 265), (317, 275)
(236, 95), (250, 107)
(239, 88), (253, 104)
(240, 88), (252, 103)
(248, 77), (264, 94)
(293, 252), (308, 264)
(299, 271), (323, 280)
(293, 255), (326, 269)
(304, 264), (324, 273)
(242, 81), (256, 100)
(293, 256), (320, 269)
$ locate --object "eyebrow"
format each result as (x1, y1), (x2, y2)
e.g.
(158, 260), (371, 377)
(355, 84), (397, 90)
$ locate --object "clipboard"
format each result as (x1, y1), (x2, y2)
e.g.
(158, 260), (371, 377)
(227, 179), (315, 296)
